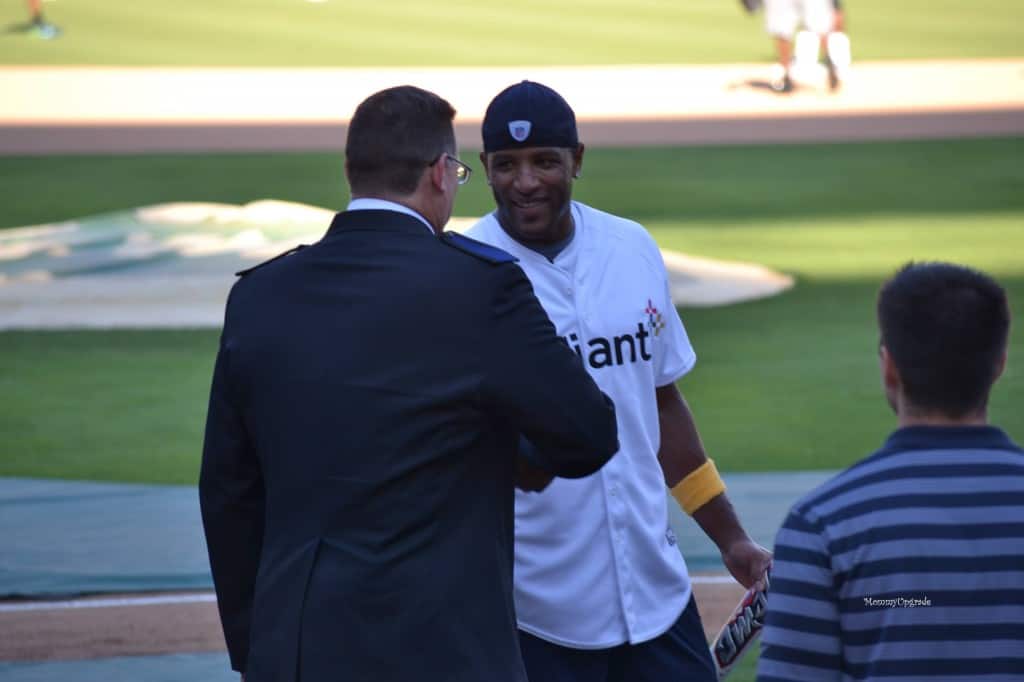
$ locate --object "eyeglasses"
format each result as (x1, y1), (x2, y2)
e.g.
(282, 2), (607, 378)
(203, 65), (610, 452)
(431, 153), (472, 185)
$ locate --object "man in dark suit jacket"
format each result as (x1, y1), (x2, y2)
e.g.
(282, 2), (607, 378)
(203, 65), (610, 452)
(199, 85), (619, 682)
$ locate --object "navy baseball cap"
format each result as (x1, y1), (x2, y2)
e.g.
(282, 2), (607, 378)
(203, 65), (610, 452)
(482, 81), (579, 153)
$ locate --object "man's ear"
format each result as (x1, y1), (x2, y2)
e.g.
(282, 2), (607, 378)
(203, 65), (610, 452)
(572, 144), (585, 178)
(994, 348), (1008, 381)
(479, 151), (490, 185)
(429, 156), (448, 192)
(880, 344), (901, 392)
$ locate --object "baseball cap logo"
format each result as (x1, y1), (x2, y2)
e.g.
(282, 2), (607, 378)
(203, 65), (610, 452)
(508, 120), (532, 142)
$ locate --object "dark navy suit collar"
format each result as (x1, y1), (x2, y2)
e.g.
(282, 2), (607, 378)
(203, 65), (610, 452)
(325, 210), (437, 238)
(873, 424), (1022, 459)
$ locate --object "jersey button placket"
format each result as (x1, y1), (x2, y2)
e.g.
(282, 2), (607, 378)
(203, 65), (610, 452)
(607, 472), (635, 636)
(577, 267), (589, 323)
(617, 501), (636, 635)
(573, 276), (590, 337)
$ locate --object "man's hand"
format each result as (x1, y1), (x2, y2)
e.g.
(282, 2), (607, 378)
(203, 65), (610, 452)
(515, 455), (555, 492)
(721, 537), (772, 591)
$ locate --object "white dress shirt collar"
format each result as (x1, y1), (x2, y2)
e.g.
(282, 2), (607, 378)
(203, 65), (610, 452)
(346, 198), (435, 235)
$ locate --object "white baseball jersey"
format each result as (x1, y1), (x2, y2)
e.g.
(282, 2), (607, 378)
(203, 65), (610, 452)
(467, 201), (696, 648)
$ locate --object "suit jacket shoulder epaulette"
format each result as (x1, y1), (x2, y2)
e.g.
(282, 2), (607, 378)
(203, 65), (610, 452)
(235, 244), (309, 277)
(441, 232), (517, 265)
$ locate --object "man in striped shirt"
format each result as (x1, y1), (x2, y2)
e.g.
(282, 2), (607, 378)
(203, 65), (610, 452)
(758, 261), (1024, 681)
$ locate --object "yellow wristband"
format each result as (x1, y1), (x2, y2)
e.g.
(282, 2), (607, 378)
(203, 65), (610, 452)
(670, 459), (726, 515)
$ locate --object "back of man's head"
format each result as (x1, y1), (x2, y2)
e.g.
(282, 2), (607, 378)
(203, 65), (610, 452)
(346, 86), (456, 197)
(878, 262), (1010, 417)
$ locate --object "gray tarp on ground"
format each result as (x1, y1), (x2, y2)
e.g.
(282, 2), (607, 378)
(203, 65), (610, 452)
(0, 204), (791, 330)
(0, 652), (235, 682)
(0, 478), (211, 596)
(0, 471), (837, 597)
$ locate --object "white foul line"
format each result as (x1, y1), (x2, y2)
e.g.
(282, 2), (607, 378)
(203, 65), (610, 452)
(0, 576), (738, 614)
(0, 593), (216, 613)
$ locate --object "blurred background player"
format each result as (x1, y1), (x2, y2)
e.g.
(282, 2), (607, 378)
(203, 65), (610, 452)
(26, 0), (60, 39)
(765, 0), (848, 92)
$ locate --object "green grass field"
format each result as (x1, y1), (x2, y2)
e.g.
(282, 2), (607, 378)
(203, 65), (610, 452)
(1, 137), (1021, 484)
(0, 329), (218, 482)
(4, 138), (1021, 230)
(734, 652), (759, 681)
(1, 0), (1021, 66)
(657, 216), (1023, 471)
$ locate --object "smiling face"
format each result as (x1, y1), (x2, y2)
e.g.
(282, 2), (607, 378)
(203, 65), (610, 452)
(481, 145), (584, 245)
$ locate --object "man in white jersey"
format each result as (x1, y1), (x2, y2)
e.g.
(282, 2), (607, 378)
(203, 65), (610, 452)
(467, 80), (772, 681)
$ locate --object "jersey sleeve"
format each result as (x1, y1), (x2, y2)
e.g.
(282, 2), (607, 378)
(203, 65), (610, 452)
(653, 254), (697, 386)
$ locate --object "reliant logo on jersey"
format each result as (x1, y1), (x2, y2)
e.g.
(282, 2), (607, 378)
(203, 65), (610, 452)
(645, 299), (665, 336)
(563, 301), (665, 369)
(564, 323), (652, 369)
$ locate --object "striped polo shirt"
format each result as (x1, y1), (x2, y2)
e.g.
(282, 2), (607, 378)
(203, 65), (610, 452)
(758, 425), (1024, 682)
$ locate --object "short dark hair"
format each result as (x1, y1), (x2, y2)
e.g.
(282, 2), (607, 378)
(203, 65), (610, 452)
(878, 261), (1010, 416)
(345, 86), (456, 196)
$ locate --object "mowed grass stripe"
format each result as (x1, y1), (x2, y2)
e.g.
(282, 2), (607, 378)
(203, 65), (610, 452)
(0, 329), (219, 483)
(1, 0), (1022, 66)
(2, 138), (1022, 230)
